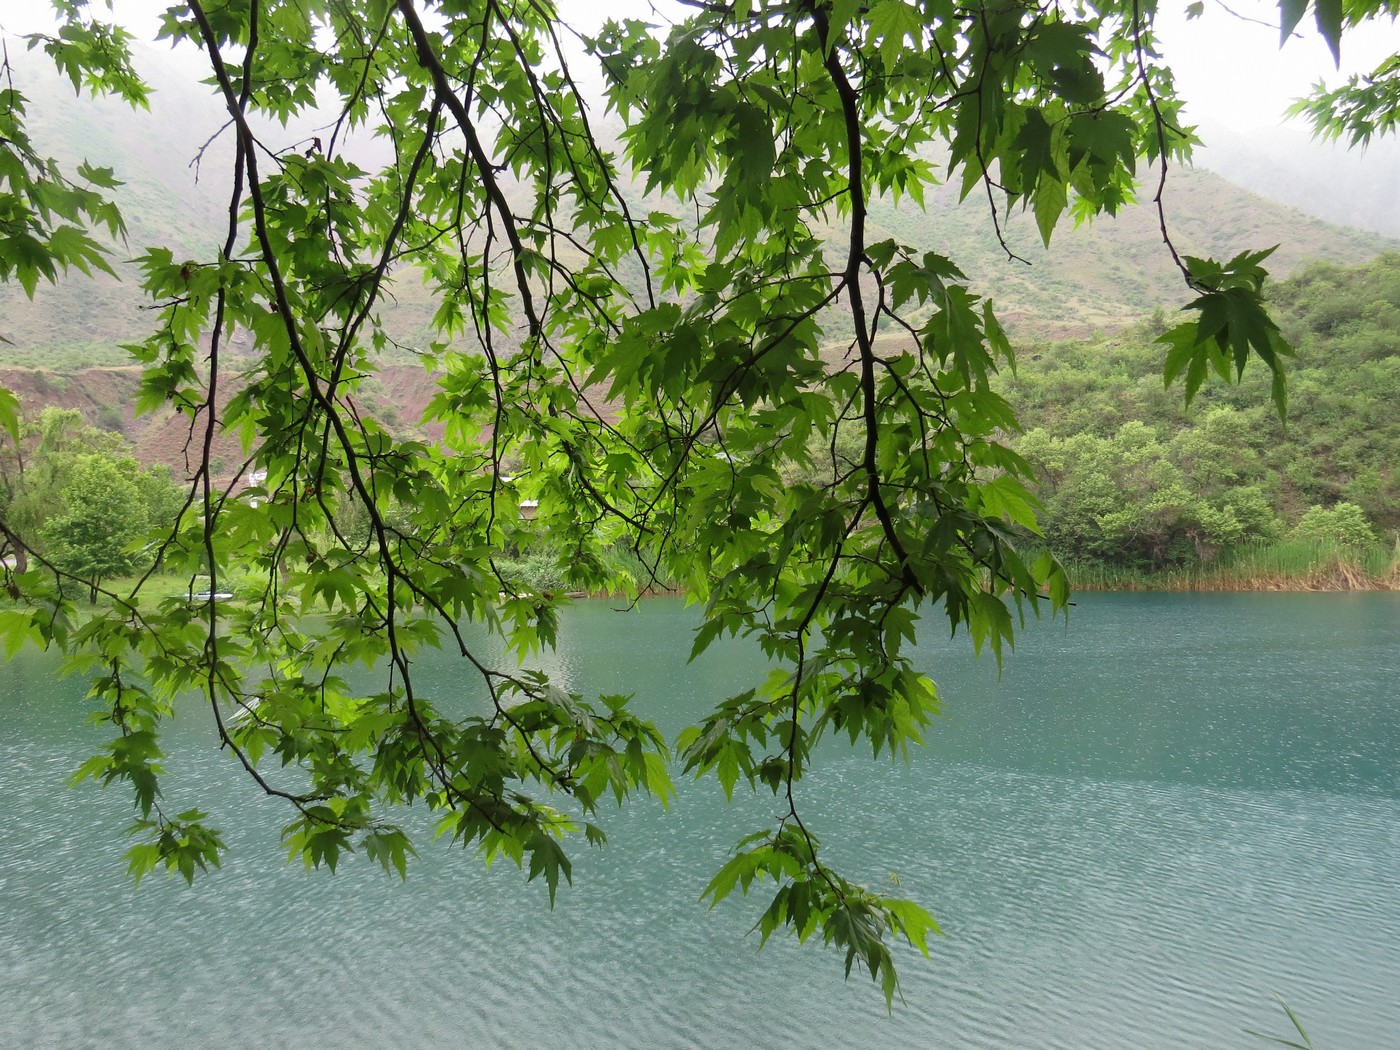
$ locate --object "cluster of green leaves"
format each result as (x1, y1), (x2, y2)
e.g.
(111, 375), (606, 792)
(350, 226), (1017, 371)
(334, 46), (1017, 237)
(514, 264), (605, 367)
(1292, 50), (1400, 145)
(701, 824), (937, 1006)
(0, 0), (1380, 1002)
(1158, 248), (1292, 417)
(0, 15), (143, 300)
(1286, 0), (1400, 145)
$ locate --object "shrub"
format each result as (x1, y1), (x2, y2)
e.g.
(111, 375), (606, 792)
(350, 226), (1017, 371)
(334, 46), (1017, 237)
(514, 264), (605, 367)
(1292, 502), (1377, 547)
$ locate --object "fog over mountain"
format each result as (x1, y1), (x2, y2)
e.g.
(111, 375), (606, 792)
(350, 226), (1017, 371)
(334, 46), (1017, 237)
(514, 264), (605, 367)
(1195, 122), (1400, 239)
(3, 33), (1396, 358)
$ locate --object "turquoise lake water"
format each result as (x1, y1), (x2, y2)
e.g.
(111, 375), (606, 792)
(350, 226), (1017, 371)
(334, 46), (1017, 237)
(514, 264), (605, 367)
(2, 592), (1398, 1048)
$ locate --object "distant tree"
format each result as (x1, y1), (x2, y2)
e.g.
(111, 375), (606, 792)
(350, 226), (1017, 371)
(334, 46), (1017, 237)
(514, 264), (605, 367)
(42, 452), (147, 601)
(132, 464), (186, 534)
(0, 407), (121, 552)
(0, 406), (183, 580)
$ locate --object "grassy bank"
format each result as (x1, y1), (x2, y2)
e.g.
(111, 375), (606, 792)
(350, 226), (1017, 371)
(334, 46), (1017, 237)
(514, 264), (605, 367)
(2, 546), (672, 622)
(1062, 538), (1400, 592)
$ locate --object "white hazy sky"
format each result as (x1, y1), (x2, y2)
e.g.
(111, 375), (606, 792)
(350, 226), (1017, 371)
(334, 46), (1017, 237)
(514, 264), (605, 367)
(1154, 0), (1400, 130)
(3, 0), (1397, 133)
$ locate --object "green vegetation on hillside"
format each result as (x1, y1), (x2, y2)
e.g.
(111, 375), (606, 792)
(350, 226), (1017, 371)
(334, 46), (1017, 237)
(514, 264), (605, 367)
(1002, 252), (1400, 584)
(0, 406), (182, 599)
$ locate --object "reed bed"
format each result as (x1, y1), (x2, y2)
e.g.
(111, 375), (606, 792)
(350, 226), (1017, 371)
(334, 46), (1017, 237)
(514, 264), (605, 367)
(1062, 538), (1400, 592)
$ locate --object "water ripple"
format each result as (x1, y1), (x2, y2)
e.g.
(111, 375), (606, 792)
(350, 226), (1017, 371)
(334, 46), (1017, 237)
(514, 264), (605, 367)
(5, 594), (1400, 1048)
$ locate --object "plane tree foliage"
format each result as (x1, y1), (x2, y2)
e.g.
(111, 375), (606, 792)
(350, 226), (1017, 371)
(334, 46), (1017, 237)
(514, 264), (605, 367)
(1288, 0), (1400, 143)
(0, 0), (1391, 1000)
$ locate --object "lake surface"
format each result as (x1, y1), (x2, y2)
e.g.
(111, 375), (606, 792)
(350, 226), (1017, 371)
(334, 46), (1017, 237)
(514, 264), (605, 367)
(3, 593), (1399, 1049)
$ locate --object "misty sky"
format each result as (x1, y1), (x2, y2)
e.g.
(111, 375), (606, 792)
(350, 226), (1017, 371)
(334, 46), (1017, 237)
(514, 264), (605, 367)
(3, 0), (1398, 134)
(1154, 0), (1400, 130)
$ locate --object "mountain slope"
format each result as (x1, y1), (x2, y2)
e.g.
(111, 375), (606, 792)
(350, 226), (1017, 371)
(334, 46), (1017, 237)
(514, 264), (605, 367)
(2, 39), (1394, 350)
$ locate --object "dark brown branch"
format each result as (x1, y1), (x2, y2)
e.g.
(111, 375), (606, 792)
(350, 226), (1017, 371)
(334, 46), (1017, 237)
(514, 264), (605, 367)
(395, 0), (543, 339)
(815, 8), (920, 595)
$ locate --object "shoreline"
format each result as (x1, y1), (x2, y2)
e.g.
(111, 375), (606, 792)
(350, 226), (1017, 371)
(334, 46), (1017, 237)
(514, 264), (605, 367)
(1059, 552), (1400, 594)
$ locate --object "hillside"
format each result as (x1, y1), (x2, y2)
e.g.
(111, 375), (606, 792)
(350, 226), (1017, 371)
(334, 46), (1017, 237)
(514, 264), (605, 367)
(0, 363), (442, 485)
(998, 252), (1400, 576)
(0, 40), (441, 364)
(873, 163), (1390, 338)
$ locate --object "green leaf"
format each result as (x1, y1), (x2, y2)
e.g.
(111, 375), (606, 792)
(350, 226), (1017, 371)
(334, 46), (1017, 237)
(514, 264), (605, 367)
(867, 1), (924, 68)
(1313, 0), (1343, 63)
(1032, 175), (1068, 247)
(1278, 0), (1309, 42)
(363, 828), (417, 879)
(1010, 108), (1056, 197)
(525, 832), (572, 906)
(75, 160), (122, 189)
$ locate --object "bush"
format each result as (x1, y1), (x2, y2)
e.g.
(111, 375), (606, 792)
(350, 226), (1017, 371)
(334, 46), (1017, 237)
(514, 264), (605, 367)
(1292, 502), (1377, 547)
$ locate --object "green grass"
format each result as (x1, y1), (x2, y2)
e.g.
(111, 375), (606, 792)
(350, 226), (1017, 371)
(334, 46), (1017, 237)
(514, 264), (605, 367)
(1060, 538), (1400, 592)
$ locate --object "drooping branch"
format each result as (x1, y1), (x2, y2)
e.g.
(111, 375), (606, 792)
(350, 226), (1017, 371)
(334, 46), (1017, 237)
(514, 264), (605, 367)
(814, 8), (920, 594)
(395, 0), (542, 339)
